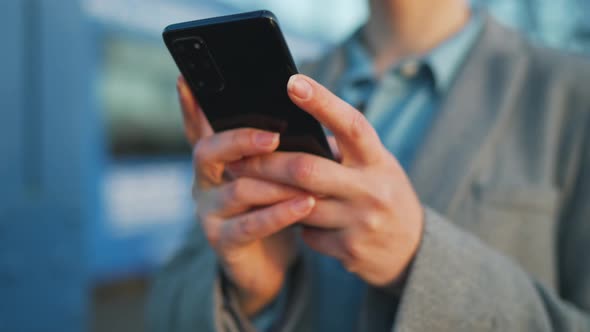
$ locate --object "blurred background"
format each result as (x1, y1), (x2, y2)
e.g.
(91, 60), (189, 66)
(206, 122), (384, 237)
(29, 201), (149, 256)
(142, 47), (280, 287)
(0, 0), (588, 331)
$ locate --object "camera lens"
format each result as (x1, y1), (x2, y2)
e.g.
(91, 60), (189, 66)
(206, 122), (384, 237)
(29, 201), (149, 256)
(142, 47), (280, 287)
(197, 81), (205, 88)
(194, 43), (201, 50)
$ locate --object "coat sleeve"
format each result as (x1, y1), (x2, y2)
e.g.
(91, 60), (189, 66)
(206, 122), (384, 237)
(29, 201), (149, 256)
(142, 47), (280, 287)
(146, 224), (251, 332)
(146, 220), (315, 332)
(383, 207), (589, 332)
(371, 128), (590, 332)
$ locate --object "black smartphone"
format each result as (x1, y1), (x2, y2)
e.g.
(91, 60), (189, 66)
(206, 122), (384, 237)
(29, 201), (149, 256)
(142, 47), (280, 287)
(163, 10), (333, 159)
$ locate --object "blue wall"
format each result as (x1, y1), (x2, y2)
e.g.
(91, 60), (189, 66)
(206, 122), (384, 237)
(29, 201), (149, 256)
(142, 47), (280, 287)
(0, 0), (99, 330)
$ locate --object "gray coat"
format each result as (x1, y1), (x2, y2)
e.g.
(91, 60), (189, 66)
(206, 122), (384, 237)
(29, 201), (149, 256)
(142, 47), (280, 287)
(148, 15), (590, 331)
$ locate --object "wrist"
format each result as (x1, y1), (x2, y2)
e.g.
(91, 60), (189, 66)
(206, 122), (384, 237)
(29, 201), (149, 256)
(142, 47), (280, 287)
(220, 267), (285, 317)
(236, 282), (284, 317)
(372, 204), (424, 288)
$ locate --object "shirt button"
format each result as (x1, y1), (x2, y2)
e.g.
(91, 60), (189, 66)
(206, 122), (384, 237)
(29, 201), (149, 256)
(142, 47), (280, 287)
(400, 60), (420, 78)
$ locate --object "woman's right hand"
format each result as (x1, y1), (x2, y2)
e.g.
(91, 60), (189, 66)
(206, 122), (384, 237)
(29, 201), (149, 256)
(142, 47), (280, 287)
(178, 77), (316, 316)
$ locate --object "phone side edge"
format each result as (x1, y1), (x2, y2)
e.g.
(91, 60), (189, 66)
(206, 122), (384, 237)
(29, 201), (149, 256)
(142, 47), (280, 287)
(258, 12), (299, 74)
(162, 10), (273, 36)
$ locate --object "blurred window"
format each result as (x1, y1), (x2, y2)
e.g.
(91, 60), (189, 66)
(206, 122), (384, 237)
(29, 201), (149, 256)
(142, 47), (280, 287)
(479, 0), (590, 53)
(102, 36), (184, 156)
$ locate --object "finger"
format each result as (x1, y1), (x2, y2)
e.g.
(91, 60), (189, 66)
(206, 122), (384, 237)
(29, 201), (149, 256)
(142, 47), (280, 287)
(209, 177), (307, 217)
(194, 128), (280, 187)
(194, 128), (280, 166)
(301, 227), (346, 260)
(287, 74), (383, 165)
(178, 76), (213, 145)
(227, 152), (361, 197)
(327, 136), (342, 162)
(221, 196), (316, 247)
(300, 198), (351, 229)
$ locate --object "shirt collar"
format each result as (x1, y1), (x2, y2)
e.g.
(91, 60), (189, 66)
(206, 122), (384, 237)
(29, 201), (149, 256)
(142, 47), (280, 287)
(340, 10), (483, 94)
(426, 11), (483, 93)
(339, 29), (375, 87)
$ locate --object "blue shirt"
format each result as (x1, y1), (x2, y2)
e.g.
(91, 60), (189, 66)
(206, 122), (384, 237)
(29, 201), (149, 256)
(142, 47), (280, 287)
(338, 15), (482, 169)
(253, 13), (483, 332)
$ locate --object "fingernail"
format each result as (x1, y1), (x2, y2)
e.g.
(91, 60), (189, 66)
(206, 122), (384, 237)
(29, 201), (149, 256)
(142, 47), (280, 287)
(291, 196), (315, 214)
(288, 76), (312, 100)
(255, 132), (279, 147)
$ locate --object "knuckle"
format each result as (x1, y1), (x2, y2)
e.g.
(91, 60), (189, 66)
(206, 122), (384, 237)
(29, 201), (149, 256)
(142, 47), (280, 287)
(342, 260), (359, 274)
(200, 217), (221, 246)
(315, 93), (333, 112)
(225, 179), (246, 205)
(271, 204), (292, 224)
(193, 141), (208, 165)
(342, 236), (362, 261)
(357, 178), (389, 207)
(231, 130), (244, 148)
(248, 155), (263, 175)
(264, 212), (280, 231)
(196, 191), (215, 217)
(359, 211), (382, 233)
(289, 155), (316, 184)
(348, 111), (367, 140)
(204, 228), (220, 247)
(306, 83), (328, 108)
(238, 214), (258, 238)
(259, 208), (280, 230)
(253, 205), (288, 236)
(371, 182), (395, 209)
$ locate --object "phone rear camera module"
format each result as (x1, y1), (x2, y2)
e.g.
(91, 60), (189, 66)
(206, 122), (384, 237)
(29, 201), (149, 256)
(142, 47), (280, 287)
(175, 44), (186, 53)
(174, 37), (224, 95)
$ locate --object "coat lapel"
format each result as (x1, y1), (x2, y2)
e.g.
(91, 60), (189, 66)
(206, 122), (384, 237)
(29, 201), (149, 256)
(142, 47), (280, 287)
(408, 16), (529, 216)
(300, 43), (347, 93)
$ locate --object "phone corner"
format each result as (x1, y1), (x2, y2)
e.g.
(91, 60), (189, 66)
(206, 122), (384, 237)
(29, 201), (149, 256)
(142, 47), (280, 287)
(161, 25), (174, 41)
(259, 10), (279, 25)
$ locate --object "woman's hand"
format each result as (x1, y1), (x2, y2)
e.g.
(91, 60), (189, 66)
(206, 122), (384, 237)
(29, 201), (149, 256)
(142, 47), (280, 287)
(227, 75), (425, 287)
(178, 77), (315, 315)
